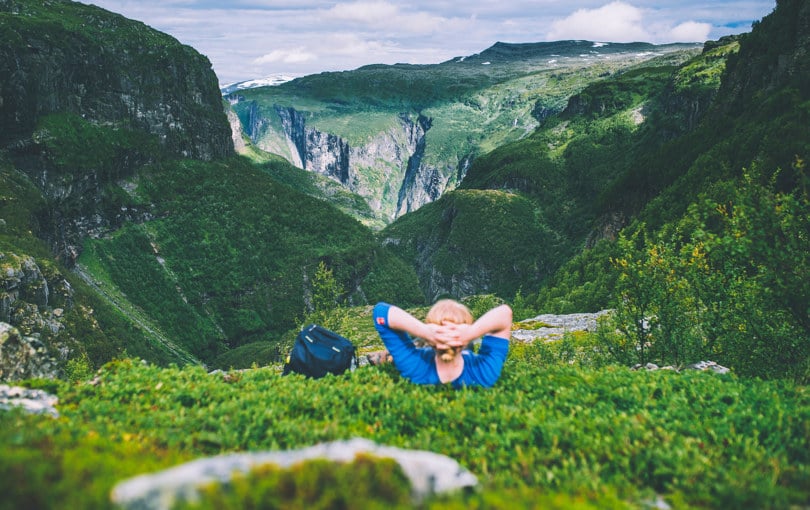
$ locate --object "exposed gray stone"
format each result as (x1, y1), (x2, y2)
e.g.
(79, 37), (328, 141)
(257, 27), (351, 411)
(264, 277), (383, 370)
(111, 437), (477, 510)
(0, 322), (61, 381)
(631, 360), (731, 374)
(512, 310), (613, 342)
(0, 384), (59, 417)
(683, 360), (731, 374)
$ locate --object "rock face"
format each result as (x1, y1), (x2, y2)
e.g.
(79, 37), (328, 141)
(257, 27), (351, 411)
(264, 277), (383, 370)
(0, 383), (59, 416)
(0, 1), (233, 161)
(0, 250), (78, 379)
(111, 438), (478, 510)
(0, 0), (234, 264)
(0, 322), (62, 381)
(631, 360), (731, 374)
(512, 310), (613, 342)
(237, 102), (461, 222)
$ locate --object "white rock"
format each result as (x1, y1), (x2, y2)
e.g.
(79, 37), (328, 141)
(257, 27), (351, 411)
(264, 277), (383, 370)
(111, 437), (477, 509)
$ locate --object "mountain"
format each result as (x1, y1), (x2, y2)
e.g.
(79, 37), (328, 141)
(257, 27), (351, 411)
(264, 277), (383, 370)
(374, 37), (740, 302)
(1, 0), (806, 380)
(0, 0), (421, 373)
(219, 74), (298, 95)
(226, 41), (701, 226)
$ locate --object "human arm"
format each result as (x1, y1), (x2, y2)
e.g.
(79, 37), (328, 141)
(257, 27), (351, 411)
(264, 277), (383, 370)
(372, 302), (440, 384)
(384, 304), (440, 344)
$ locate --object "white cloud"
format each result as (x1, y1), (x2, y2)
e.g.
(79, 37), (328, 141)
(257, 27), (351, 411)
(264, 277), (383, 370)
(547, 1), (713, 43)
(320, 33), (397, 57)
(84, 0), (775, 84)
(548, 2), (648, 42)
(668, 21), (712, 42)
(320, 1), (466, 35)
(325, 1), (400, 24)
(253, 48), (317, 65)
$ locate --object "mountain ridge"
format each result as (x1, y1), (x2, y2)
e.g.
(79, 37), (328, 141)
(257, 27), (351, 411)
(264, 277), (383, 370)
(227, 40), (701, 225)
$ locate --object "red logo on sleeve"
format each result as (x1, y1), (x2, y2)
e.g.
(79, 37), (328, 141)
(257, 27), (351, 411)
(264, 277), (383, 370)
(376, 317), (386, 325)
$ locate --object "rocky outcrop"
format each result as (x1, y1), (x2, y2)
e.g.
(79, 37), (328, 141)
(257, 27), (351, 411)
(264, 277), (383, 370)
(512, 310), (613, 342)
(273, 105), (308, 168)
(0, 322), (62, 381)
(1, 252), (73, 326)
(631, 360), (731, 374)
(0, 1), (233, 161)
(395, 115), (447, 217)
(226, 106), (247, 153)
(111, 438), (478, 510)
(243, 104), (457, 222)
(0, 251), (74, 377)
(0, 384), (59, 416)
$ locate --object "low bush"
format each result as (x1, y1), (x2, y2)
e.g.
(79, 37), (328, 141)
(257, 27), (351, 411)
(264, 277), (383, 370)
(1, 350), (807, 509)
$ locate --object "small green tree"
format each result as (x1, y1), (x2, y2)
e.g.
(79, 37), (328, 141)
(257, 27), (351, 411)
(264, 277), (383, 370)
(608, 228), (707, 367)
(303, 261), (349, 332)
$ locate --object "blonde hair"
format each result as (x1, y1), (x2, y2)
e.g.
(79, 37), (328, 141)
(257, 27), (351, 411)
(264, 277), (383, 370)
(425, 299), (473, 362)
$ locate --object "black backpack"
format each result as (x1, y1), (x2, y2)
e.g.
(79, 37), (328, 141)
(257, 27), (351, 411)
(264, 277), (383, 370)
(282, 324), (357, 378)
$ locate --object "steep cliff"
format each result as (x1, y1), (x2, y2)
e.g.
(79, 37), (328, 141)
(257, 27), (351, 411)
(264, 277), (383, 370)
(719, 0), (808, 112)
(235, 102), (444, 222)
(0, 0), (234, 264)
(0, 0), (232, 160)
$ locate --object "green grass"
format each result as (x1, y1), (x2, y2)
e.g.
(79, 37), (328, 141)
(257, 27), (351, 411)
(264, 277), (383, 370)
(2, 347), (807, 509)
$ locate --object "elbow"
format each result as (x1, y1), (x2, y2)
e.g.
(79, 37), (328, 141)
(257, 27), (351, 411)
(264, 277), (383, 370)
(499, 304), (513, 326)
(502, 304), (513, 321)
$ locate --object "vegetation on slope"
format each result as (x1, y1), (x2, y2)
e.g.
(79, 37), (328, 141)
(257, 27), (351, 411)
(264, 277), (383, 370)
(380, 189), (558, 300)
(0, 153), (186, 369)
(76, 155), (425, 367)
(230, 42), (700, 224)
(516, 3), (810, 381)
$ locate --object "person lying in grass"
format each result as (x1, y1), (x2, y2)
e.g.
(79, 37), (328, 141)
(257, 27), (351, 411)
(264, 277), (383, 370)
(371, 300), (512, 388)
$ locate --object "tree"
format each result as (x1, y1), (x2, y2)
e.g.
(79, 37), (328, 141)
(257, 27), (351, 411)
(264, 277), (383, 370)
(304, 261), (349, 332)
(606, 161), (809, 381)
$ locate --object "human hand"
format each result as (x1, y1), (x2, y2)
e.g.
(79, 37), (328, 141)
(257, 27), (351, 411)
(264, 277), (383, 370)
(432, 322), (472, 349)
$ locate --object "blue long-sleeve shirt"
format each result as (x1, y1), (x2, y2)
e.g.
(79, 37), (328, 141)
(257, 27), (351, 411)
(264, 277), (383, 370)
(372, 302), (509, 388)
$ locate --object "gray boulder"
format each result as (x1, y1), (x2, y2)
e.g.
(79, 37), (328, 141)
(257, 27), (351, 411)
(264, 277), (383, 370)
(111, 437), (477, 509)
(0, 322), (61, 381)
(631, 360), (731, 374)
(0, 384), (59, 417)
(512, 310), (612, 342)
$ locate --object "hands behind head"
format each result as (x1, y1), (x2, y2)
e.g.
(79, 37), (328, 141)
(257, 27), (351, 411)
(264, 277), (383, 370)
(424, 322), (472, 350)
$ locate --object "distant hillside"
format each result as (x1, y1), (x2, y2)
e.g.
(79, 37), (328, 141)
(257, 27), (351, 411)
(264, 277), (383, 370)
(0, 0), (421, 373)
(377, 41), (734, 302)
(227, 41), (700, 225)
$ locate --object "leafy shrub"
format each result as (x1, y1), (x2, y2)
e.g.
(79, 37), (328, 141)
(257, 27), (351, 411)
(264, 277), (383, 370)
(607, 162), (809, 380)
(1, 355), (803, 509)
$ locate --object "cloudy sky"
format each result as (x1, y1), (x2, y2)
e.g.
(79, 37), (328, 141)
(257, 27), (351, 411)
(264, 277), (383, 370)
(83, 1), (776, 86)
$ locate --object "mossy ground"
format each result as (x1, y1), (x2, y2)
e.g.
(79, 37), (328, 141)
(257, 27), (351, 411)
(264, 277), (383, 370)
(3, 334), (808, 509)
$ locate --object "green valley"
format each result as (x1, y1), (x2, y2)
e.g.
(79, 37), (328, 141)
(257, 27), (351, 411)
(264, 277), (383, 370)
(0, 0), (808, 507)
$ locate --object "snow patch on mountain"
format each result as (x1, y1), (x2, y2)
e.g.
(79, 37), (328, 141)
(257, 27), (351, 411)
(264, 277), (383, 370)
(220, 74), (298, 95)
